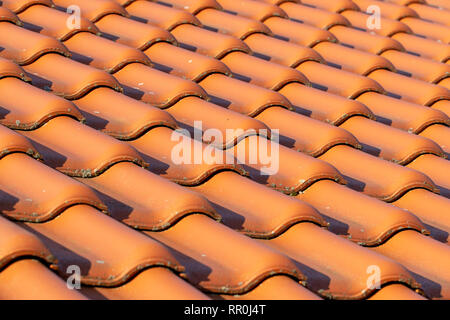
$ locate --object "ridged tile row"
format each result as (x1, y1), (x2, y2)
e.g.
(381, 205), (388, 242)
(0, 0), (448, 300)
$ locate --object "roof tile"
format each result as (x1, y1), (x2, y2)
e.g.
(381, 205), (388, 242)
(192, 171), (327, 238)
(264, 16), (337, 47)
(0, 77), (84, 130)
(0, 259), (87, 300)
(0, 124), (40, 160)
(160, 0), (222, 15)
(299, 180), (427, 246)
(199, 73), (292, 116)
(408, 3), (450, 27)
(217, 0), (287, 21)
(126, 0), (201, 31)
(300, 0), (358, 13)
(243, 33), (324, 68)
(0, 0), (53, 14)
(401, 17), (450, 43)
(319, 145), (438, 201)
(368, 284), (426, 300)
(392, 32), (450, 63)
(367, 69), (450, 106)
(264, 222), (421, 299)
(20, 116), (147, 177)
(196, 7), (272, 40)
(280, 2), (351, 30)
(128, 126), (246, 185)
(171, 23), (251, 59)
(0, 6), (22, 25)
(144, 42), (231, 82)
(53, 0), (128, 22)
(114, 62), (207, 107)
(431, 99), (450, 117)
(95, 13), (177, 50)
(78, 161), (219, 231)
(329, 25), (405, 55)
(0, 57), (30, 81)
(372, 230), (450, 299)
(426, 0), (450, 10)
(73, 87), (177, 140)
(148, 214), (304, 294)
(255, 107), (361, 156)
(418, 124), (450, 156)
(356, 91), (450, 134)
(0, 152), (107, 222)
(279, 82), (374, 125)
(0, 22), (70, 65)
(353, 0), (419, 20)
(24, 204), (185, 287)
(18, 4), (99, 41)
(296, 61), (385, 99)
(23, 53), (122, 99)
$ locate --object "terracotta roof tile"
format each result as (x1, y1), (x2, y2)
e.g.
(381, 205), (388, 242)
(126, 0), (202, 31)
(73, 87), (177, 139)
(114, 62), (207, 107)
(368, 69), (450, 106)
(263, 16), (337, 47)
(296, 61), (385, 99)
(0, 152), (107, 222)
(144, 42), (231, 82)
(20, 116), (147, 177)
(298, 180), (427, 246)
(196, 7), (272, 39)
(23, 53), (122, 99)
(95, 13), (177, 50)
(419, 124), (450, 156)
(0, 57), (31, 81)
(243, 33), (324, 67)
(81, 267), (209, 300)
(328, 25), (405, 55)
(191, 171), (327, 238)
(0, 22), (70, 65)
(160, 0), (222, 15)
(23, 204), (185, 287)
(217, 0), (287, 21)
(171, 23), (251, 59)
(0, 0), (53, 14)
(301, 0), (358, 13)
(221, 51), (309, 90)
(401, 16), (450, 43)
(393, 188), (450, 244)
(0, 259), (87, 300)
(426, 0), (450, 10)
(313, 41), (395, 75)
(368, 284), (426, 300)
(18, 3), (99, 41)
(392, 32), (450, 63)
(128, 126), (246, 185)
(0, 6), (22, 25)
(372, 230), (450, 299)
(279, 82), (374, 125)
(148, 214), (304, 294)
(78, 161), (219, 231)
(211, 275), (322, 300)
(280, 2), (351, 30)
(356, 92), (450, 134)
(53, 0), (128, 22)
(341, 10), (411, 37)
(264, 222), (421, 299)
(408, 3), (450, 27)
(432, 99), (450, 117)
(438, 77), (450, 90)
(319, 145), (438, 201)
(0, 124), (41, 160)
(353, 0), (419, 20)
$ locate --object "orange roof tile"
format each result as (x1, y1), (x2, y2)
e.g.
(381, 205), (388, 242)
(0, 0), (448, 300)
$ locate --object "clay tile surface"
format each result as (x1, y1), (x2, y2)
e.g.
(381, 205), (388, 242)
(280, 3), (350, 30)
(0, 0), (53, 14)
(196, 8), (272, 40)
(53, 0), (128, 22)
(0, 22), (70, 65)
(0, 152), (107, 222)
(1, 0), (450, 301)
(0, 77), (84, 130)
(126, 0), (202, 31)
(114, 62), (208, 107)
(160, 0), (222, 15)
(144, 42), (231, 82)
(20, 116), (147, 177)
(0, 6), (21, 24)
(171, 23), (251, 59)
(95, 14), (177, 50)
(18, 4), (99, 41)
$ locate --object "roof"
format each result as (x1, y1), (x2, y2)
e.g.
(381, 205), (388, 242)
(0, 0), (449, 300)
